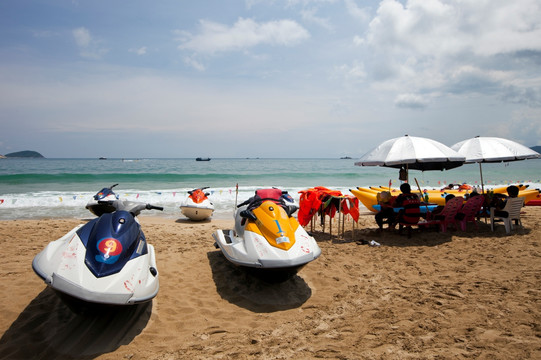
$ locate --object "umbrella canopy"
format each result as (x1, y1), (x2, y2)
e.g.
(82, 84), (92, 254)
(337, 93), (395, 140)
(355, 135), (465, 172)
(451, 136), (540, 163)
(451, 136), (541, 193)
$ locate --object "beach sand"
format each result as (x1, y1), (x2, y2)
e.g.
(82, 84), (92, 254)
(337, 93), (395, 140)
(1, 209), (540, 359)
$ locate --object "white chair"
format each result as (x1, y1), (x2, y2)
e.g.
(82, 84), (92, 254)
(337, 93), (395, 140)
(490, 197), (524, 234)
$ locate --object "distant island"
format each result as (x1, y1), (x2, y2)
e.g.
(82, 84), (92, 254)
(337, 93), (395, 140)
(2, 150), (45, 158)
(531, 146), (541, 153)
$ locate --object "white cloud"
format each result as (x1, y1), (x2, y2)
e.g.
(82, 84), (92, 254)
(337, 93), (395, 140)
(335, 61), (366, 81)
(129, 46), (147, 55)
(301, 8), (333, 30)
(183, 56), (206, 71)
(344, 0), (370, 22)
(357, 0), (541, 107)
(73, 27), (91, 48)
(72, 27), (107, 59)
(177, 17), (310, 54)
(394, 93), (428, 109)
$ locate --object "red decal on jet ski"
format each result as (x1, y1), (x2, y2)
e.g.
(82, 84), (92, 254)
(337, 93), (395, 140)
(124, 279), (134, 292)
(95, 238), (123, 264)
(98, 238), (123, 257)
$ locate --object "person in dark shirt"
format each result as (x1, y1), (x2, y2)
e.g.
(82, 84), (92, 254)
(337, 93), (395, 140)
(493, 185), (519, 218)
(394, 183), (421, 226)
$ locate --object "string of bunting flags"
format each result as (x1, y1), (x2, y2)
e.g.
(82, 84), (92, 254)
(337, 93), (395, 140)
(0, 180), (539, 206)
(0, 188), (237, 205)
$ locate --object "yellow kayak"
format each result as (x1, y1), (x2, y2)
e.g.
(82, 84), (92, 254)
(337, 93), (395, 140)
(354, 185), (539, 210)
(349, 188), (379, 212)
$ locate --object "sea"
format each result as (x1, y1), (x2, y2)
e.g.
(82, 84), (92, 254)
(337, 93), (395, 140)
(1, 157), (540, 220)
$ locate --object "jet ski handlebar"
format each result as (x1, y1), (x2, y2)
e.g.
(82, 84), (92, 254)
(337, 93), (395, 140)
(97, 200), (163, 215)
(188, 186), (210, 195)
(146, 204), (164, 211)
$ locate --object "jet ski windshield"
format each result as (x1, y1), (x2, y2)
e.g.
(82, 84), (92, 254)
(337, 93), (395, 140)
(93, 184), (119, 201)
(78, 211), (148, 278)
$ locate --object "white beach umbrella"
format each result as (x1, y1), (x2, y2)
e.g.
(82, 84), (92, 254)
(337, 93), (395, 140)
(451, 136), (541, 193)
(355, 135), (465, 182)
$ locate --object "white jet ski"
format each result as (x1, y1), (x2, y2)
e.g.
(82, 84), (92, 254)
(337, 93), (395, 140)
(32, 199), (163, 307)
(86, 183), (120, 216)
(180, 187), (215, 221)
(212, 188), (321, 281)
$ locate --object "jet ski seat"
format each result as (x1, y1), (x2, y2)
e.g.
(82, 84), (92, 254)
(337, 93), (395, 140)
(255, 188), (283, 201)
(239, 188), (295, 225)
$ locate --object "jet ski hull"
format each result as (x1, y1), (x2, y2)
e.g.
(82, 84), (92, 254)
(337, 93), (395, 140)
(180, 188), (215, 220)
(32, 222), (159, 306)
(180, 205), (214, 221)
(213, 225), (321, 282)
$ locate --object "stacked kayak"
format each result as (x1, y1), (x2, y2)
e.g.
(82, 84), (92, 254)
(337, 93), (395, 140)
(527, 192), (541, 206)
(351, 185), (540, 212)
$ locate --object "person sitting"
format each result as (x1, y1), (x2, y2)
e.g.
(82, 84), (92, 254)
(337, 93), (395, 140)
(394, 183), (421, 228)
(430, 194), (456, 219)
(375, 191), (396, 231)
(493, 185), (520, 221)
(441, 183), (456, 190)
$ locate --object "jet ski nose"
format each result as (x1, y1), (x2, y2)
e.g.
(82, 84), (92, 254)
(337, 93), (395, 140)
(275, 236), (290, 244)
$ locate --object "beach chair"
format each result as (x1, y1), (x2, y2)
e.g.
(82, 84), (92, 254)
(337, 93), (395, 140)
(456, 195), (485, 231)
(423, 196), (464, 232)
(490, 197), (524, 234)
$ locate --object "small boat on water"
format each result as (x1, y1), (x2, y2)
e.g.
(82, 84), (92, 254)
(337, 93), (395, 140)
(196, 157), (211, 161)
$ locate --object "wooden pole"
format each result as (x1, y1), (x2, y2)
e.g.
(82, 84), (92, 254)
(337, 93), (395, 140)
(342, 208), (346, 239)
(337, 196), (342, 238)
(415, 177), (430, 214)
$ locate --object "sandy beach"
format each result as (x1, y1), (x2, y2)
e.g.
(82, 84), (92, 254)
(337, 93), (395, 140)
(1, 208), (540, 360)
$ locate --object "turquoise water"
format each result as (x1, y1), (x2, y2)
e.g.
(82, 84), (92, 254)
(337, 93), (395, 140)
(1, 157), (540, 220)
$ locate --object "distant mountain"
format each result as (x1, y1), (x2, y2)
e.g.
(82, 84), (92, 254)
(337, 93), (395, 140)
(4, 150), (45, 158)
(531, 146), (541, 153)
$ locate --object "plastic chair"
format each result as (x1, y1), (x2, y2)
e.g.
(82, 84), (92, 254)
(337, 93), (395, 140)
(457, 195), (485, 231)
(490, 197), (524, 234)
(423, 196), (464, 232)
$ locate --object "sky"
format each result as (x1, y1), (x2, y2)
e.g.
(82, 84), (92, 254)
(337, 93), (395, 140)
(1, 0), (540, 158)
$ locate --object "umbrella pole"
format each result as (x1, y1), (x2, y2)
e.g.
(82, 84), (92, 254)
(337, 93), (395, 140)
(479, 163), (485, 194)
(406, 164), (409, 183)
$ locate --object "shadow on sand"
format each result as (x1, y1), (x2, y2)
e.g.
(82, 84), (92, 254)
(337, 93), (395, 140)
(311, 219), (532, 247)
(207, 251), (312, 313)
(0, 287), (152, 360)
(175, 218), (212, 224)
